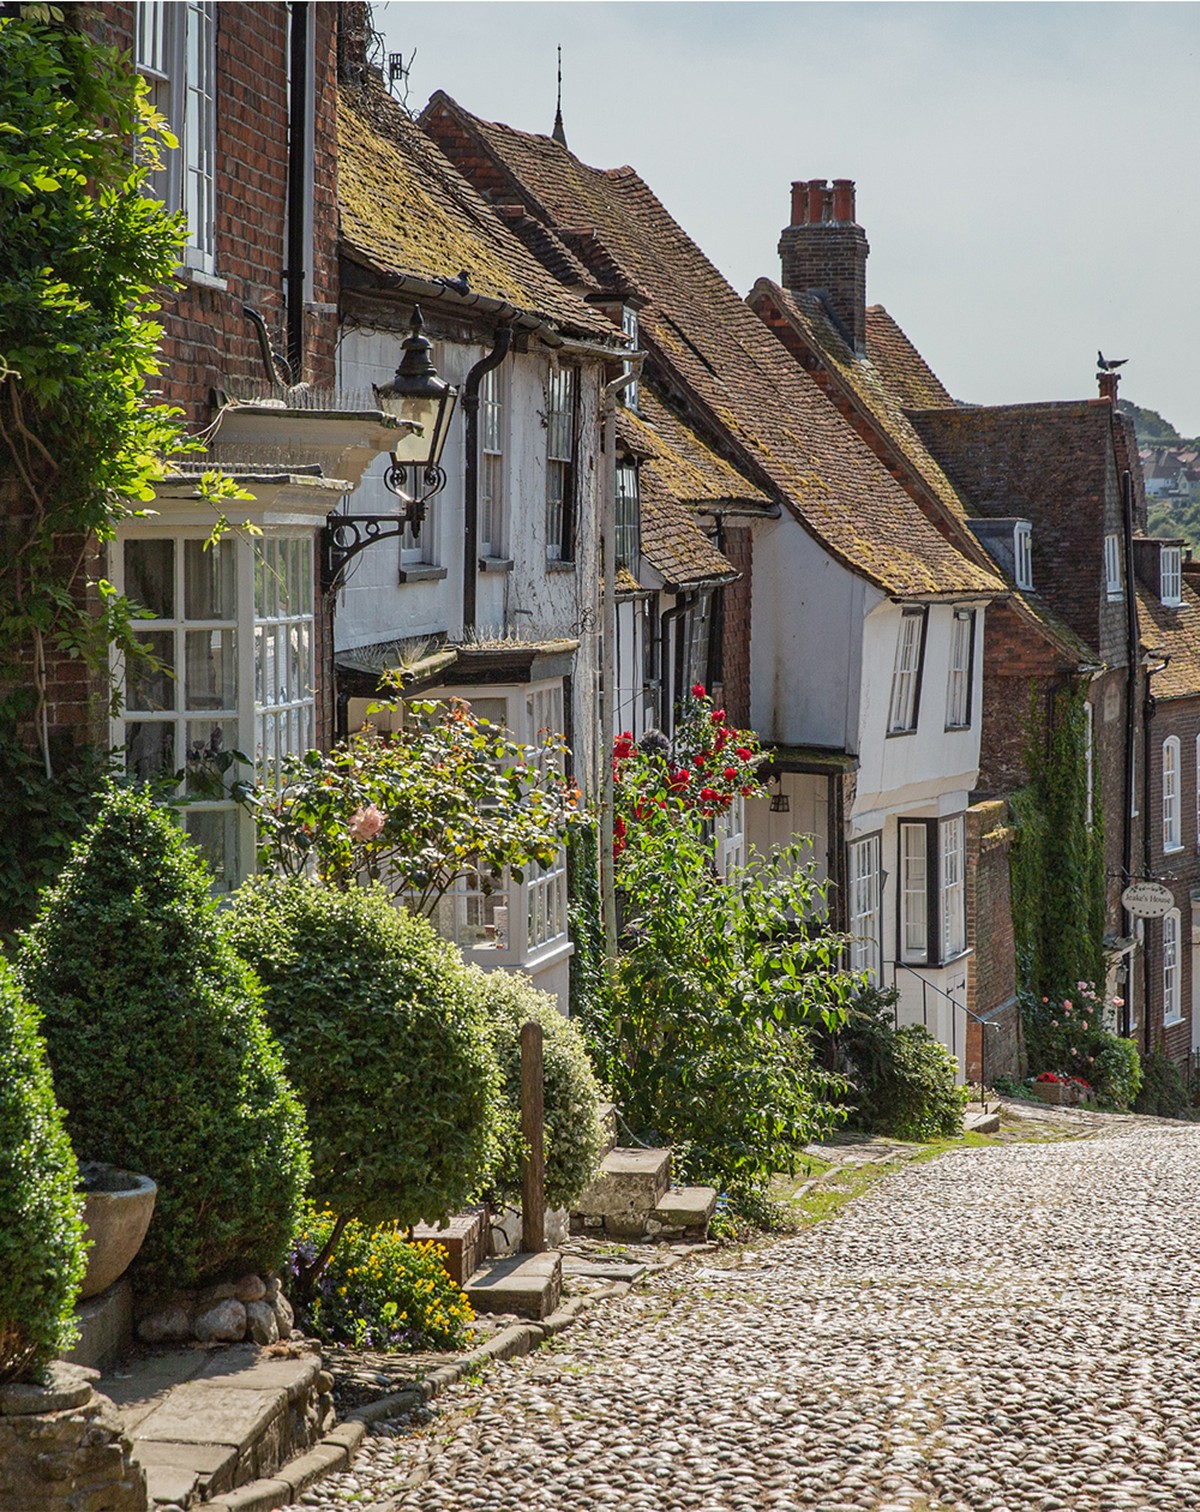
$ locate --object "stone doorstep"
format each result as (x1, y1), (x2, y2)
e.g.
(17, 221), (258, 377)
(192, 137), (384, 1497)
(410, 1206), (488, 1287)
(464, 1251), (563, 1321)
(965, 1109), (1002, 1135)
(572, 1146), (672, 1228)
(134, 1441), (239, 1504)
(650, 1186), (719, 1229)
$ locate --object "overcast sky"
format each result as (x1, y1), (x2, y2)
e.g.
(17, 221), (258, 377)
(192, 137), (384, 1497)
(378, 2), (1200, 437)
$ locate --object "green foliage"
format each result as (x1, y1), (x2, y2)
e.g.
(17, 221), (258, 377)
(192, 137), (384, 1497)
(1010, 685), (1105, 1009)
(1018, 983), (1141, 1107)
(0, 15), (187, 730)
(832, 988), (966, 1142)
(223, 877), (501, 1235)
(1088, 1032), (1142, 1109)
(471, 967), (606, 1211)
(566, 818), (610, 1048)
(0, 955), (86, 1381)
(247, 697), (580, 914)
(1134, 1050), (1189, 1118)
(290, 1209), (475, 1352)
(17, 785), (310, 1288)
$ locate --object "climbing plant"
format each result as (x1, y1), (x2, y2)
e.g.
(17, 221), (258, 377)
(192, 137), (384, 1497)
(1009, 683), (1106, 1008)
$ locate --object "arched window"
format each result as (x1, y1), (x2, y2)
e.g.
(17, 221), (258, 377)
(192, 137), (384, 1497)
(1163, 737), (1182, 852)
(1163, 908), (1182, 1025)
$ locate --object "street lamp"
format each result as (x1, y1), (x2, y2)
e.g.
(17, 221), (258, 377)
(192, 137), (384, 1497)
(323, 307), (459, 590)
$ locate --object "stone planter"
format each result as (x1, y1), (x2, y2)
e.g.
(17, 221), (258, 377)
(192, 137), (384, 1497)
(1032, 1080), (1088, 1107)
(78, 1164), (157, 1300)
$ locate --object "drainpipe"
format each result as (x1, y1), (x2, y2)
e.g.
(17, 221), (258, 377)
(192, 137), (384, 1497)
(599, 358), (644, 968)
(460, 325), (513, 635)
(1121, 467), (1141, 1039)
(286, 2), (311, 379)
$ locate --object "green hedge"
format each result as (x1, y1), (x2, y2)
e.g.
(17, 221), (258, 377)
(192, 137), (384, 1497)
(0, 957), (87, 1381)
(18, 786), (310, 1288)
(835, 989), (966, 1142)
(1134, 1050), (1188, 1118)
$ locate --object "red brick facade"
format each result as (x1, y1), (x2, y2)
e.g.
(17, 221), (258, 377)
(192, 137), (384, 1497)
(965, 800), (1018, 1083)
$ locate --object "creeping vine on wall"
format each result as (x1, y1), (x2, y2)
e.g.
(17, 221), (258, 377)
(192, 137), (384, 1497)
(1009, 682), (1106, 1007)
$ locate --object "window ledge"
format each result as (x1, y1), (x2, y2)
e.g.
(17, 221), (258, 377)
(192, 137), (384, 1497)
(179, 265), (228, 292)
(1164, 843), (1185, 855)
(1164, 1013), (1185, 1027)
(398, 565), (448, 584)
(480, 557), (514, 574)
(886, 727), (918, 738)
(545, 559), (576, 574)
(944, 722), (972, 733)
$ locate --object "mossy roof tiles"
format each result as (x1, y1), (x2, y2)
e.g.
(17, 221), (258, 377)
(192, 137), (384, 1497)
(338, 91), (610, 338)
(865, 307), (957, 410)
(1139, 583), (1200, 701)
(424, 95), (1000, 601)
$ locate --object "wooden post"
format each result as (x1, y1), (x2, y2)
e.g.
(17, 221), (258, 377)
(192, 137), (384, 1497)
(520, 1020), (546, 1253)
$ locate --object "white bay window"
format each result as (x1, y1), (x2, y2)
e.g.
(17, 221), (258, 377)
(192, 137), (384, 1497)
(897, 815), (968, 968)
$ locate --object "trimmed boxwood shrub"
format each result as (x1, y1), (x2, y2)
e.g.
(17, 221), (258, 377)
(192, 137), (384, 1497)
(224, 877), (501, 1259)
(18, 786), (310, 1288)
(0, 957), (87, 1381)
(1088, 1032), (1142, 1109)
(470, 967), (606, 1211)
(835, 988), (966, 1141)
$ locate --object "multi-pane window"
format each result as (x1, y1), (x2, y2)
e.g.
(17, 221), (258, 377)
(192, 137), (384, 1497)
(1163, 908), (1182, 1025)
(545, 365), (577, 561)
(621, 306), (639, 410)
(1105, 534), (1123, 599)
(687, 593), (713, 696)
(1014, 522), (1033, 590)
(848, 834), (882, 983)
(1163, 736), (1182, 852)
(134, 1), (217, 274)
(615, 461), (640, 569)
(888, 609), (925, 733)
(117, 531), (316, 890)
(899, 821), (929, 964)
(479, 365), (504, 558)
(940, 815), (967, 960)
(945, 609), (973, 729)
(1161, 546), (1183, 606)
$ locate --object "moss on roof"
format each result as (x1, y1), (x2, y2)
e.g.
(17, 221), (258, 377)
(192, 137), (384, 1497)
(1140, 582), (1200, 701)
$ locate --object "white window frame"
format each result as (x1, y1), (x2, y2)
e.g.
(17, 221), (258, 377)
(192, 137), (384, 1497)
(899, 820), (929, 965)
(940, 814), (967, 961)
(945, 608), (974, 730)
(621, 306), (639, 410)
(479, 364), (505, 559)
(545, 365), (577, 562)
(1104, 533), (1123, 600)
(1163, 735), (1182, 853)
(848, 833), (882, 984)
(888, 609), (926, 734)
(615, 460), (640, 570)
(1014, 522), (1033, 591)
(1163, 908), (1182, 1025)
(1161, 546), (1183, 607)
(715, 793), (746, 884)
(135, 1), (218, 276)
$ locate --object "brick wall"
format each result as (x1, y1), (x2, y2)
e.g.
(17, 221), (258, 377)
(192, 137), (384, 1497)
(720, 527), (752, 729)
(965, 799), (1020, 1084)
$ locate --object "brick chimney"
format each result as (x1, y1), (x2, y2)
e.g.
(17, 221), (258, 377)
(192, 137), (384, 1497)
(779, 178), (869, 353)
(1098, 370), (1119, 404)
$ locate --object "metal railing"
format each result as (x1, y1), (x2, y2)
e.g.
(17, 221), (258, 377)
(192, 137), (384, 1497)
(889, 962), (995, 1085)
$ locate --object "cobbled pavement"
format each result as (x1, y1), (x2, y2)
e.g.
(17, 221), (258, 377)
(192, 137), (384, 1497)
(303, 1114), (1200, 1512)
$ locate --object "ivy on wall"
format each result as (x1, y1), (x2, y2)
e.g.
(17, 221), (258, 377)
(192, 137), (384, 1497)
(1009, 682), (1106, 1008)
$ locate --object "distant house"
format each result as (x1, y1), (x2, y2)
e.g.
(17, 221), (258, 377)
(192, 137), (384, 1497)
(423, 100), (1003, 1072)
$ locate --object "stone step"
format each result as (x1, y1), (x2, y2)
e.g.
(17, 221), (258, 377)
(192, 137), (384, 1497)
(464, 1251), (562, 1320)
(644, 1186), (720, 1240)
(570, 1146), (672, 1240)
(411, 1206), (488, 1286)
(965, 1109), (1001, 1135)
(597, 1101), (619, 1155)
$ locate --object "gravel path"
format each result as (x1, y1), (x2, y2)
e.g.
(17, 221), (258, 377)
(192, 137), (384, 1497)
(304, 1115), (1200, 1511)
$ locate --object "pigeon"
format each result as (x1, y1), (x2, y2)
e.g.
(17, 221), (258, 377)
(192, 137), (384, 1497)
(442, 270), (472, 296)
(1098, 351), (1128, 371)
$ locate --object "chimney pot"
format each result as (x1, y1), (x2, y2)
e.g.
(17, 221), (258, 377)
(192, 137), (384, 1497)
(832, 179), (855, 222)
(1098, 371), (1119, 403)
(807, 179), (828, 224)
(790, 181), (808, 226)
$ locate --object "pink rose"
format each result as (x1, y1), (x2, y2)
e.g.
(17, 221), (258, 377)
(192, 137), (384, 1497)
(348, 803), (386, 841)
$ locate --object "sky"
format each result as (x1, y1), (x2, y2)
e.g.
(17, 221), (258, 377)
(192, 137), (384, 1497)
(375, 1), (1200, 438)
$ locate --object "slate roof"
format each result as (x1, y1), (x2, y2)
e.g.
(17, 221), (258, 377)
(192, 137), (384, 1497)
(1139, 582), (1200, 701)
(337, 90), (612, 339)
(865, 307), (957, 410)
(422, 94), (1001, 602)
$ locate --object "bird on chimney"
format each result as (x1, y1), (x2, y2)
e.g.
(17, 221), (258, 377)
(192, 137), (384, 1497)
(1097, 351), (1128, 372)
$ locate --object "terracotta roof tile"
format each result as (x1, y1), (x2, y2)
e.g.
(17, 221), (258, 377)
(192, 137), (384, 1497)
(1139, 583), (1200, 701)
(865, 307), (957, 410)
(423, 95), (1001, 601)
(337, 90), (611, 339)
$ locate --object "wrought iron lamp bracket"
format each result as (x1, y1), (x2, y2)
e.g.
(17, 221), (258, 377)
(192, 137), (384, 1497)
(322, 464), (448, 591)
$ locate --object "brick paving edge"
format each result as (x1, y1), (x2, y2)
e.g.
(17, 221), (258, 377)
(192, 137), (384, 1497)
(200, 1290), (615, 1512)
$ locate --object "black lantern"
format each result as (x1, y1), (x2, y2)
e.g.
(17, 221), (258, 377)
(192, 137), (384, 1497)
(323, 307), (459, 591)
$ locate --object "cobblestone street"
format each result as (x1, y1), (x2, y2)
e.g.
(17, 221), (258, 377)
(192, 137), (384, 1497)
(308, 1114), (1200, 1512)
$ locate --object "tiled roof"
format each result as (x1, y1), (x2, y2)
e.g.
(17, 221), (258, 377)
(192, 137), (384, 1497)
(423, 95), (1000, 601)
(1139, 583), (1200, 701)
(865, 307), (957, 410)
(337, 90), (611, 339)
(638, 476), (739, 591)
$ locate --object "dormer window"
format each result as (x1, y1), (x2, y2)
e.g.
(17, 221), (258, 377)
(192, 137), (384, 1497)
(1105, 534), (1123, 600)
(1014, 523), (1033, 591)
(621, 306), (639, 410)
(1161, 546), (1182, 606)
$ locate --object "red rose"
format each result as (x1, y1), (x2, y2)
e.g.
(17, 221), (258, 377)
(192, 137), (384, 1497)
(723, 767), (737, 782)
(711, 709), (726, 724)
(736, 747), (753, 761)
(692, 683), (706, 698)
(667, 768), (690, 791)
(700, 786), (719, 801)
(613, 734), (634, 760)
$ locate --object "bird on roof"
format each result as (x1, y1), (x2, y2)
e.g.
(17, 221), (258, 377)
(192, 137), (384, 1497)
(441, 270), (472, 297)
(1098, 351), (1128, 371)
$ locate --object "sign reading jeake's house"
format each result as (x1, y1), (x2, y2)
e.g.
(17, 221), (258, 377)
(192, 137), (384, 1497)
(1121, 880), (1176, 919)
